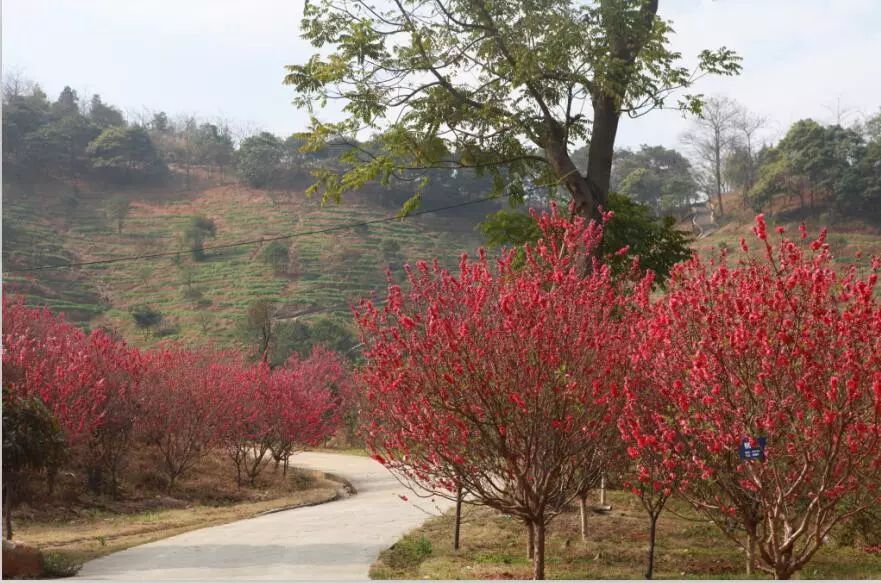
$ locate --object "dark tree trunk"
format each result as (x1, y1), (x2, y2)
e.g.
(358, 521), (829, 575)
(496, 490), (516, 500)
(4, 485), (13, 540)
(453, 484), (463, 550)
(532, 521), (546, 580)
(579, 492), (589, 541)
(646, 513), (659, 579)
(545, 138), (602, 222)
(585, 95), (621, 212)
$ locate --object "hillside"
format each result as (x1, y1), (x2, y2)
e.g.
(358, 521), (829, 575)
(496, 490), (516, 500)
(682, 191), (881, 278)
(2, 171), (492, 346)
(6, 172), (880, 349)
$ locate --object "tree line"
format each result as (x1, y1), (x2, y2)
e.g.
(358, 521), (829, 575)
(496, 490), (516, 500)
(1, 295), (353, 540)
(748, 112), (881, 221)
(357, 208), (881, 580)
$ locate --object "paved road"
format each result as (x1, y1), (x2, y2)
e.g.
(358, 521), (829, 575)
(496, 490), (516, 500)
(75, 453), (453, 580)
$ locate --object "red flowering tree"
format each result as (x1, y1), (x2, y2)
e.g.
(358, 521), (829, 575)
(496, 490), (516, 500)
(80, 330), (146, 494)
(642, 217), (881, 579)
(2, 295), (107, 445)
(268, 346), (352, 474)
(356, 207), (647, 579)
(140, 347), (233, 492)
(618, 301), (692, 579)
(216, 359), (278, 487)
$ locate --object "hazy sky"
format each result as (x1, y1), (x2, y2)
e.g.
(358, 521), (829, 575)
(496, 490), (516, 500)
(3, 0), (880, 150)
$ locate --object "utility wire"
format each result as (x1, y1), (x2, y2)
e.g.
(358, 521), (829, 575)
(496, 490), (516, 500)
(4, 195), (499, 273)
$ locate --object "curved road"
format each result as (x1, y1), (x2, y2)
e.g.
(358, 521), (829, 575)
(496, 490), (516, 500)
(75, 453), (453, 580)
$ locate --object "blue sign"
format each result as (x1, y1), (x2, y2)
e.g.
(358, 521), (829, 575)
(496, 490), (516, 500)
(738, 436), (766, 461)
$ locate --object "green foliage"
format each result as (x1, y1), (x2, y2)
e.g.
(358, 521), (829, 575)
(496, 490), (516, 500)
(836, 139), (881, 220)
(191, 122), (235, 172)
(88, 94), (126, 129)
(23, 115), (100, 181)
(284, 0), (740, 209)
(748, 117), (874, 219)
(574, 144), (699, 214)
(2, 385), (68, 479)
(130, 305), (163, 331)
(182, 215), (217, 261)
(86, 125), (166, 183)
(270, 315), (359, 366)
(479, 209), (542, 249)
(863, 109), (881, 143)
(52, 86), (80, 118)
(41, 551), (83, 578)
(260, 241), (290, 275)
(602, 193), (693, 282)
(106, 195), (131, 234)
(236, 132), (285, 188)
(384, 535), (433, 570)
(2, 84), (52, 165)
(479, 193), (692, 284)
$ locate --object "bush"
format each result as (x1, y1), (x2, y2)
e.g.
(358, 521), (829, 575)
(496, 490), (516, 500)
(260, 241), (290, 274)
(183, 216), (217, 261)
(2, 386), (67, 538)
(385, 535), (433, 569)
(130, 305), (163, 331)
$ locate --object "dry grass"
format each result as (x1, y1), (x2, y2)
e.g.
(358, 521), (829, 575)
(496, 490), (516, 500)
(370, 491), (881, 580)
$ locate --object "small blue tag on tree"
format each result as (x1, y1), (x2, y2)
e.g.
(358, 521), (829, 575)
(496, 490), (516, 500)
(738, 436), (767, 461)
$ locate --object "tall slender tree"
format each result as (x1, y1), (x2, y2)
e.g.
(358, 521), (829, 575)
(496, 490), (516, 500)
(682, 96), (739, 217)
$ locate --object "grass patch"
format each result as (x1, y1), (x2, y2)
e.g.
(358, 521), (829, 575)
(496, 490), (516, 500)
(369, 491), (881, 580)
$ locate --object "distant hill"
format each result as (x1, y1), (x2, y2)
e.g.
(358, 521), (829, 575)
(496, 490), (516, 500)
(2, 169), (496, 346)
(678, 190), (881, 277)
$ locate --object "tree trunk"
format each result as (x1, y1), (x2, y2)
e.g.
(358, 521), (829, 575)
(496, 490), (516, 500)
(579, 492), (589, 541)
(453, 484), (463, 550)
(746, 533), (755, 576)
(526, 520), (535, 560)
(4, 485), (13, 540)
(645, 513), (659, 579)
(584, 95), (621, 215)
(774, 566), (793, 580)
(532, 521), (546, 580)
(545, 138), (602, 222)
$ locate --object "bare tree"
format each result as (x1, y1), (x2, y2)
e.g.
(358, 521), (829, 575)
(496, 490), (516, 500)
(682, 96), (739, 217)
(2, 68), (31, 101)
(732, 105), (769, 199)
(822, 96), (858, 127)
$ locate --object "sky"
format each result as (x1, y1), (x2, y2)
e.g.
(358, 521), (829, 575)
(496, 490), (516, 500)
(3, 0), (880, 151)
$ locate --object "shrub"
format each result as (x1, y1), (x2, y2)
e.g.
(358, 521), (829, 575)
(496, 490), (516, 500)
(260, 241), (290, 274)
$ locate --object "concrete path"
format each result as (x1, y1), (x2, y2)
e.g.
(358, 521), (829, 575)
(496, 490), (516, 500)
(75, 452), (453, 580)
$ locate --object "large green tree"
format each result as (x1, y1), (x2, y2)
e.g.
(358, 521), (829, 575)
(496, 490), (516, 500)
(750, 119), (865, 214)
(86, 125), (166, 183)
(284, 0), (740, 219)
(88, 94), (126, 129)
(236, 132), (285, 188)
(606, 145), (697, 214)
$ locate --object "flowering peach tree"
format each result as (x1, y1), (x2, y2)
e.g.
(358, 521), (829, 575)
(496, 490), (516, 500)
(356, 206), (649, 579)
(634, 217), (881, 579)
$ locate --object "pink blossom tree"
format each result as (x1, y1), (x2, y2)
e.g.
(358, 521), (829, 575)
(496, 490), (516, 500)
(356, 207), (647, 579)
(641, 217), (881, 579)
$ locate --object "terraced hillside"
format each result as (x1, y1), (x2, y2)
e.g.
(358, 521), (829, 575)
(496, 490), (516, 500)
(2, 173), (491, 346)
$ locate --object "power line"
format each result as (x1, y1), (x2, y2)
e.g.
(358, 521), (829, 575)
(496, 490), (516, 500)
(3, 196), (499, 273)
